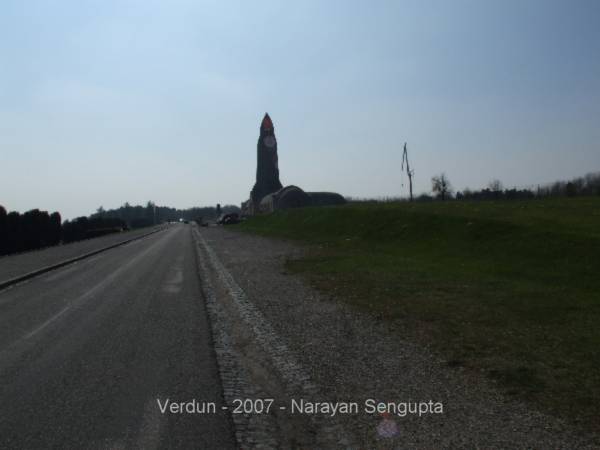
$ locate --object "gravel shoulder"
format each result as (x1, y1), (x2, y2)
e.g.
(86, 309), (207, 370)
(0, 226), (164, 283)
(200, 226), (599, 449)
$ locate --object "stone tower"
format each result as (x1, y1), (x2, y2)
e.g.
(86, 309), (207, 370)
(251, 113), (283, 207)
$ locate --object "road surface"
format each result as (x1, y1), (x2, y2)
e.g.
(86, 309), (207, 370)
(0, 224), (235, 449)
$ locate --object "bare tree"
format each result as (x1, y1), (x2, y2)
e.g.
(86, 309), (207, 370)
(432, 173), (452, 201)
(488, 179), (503, 192)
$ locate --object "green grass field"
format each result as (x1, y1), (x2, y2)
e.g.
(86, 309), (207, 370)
(238, 197), (600, 427)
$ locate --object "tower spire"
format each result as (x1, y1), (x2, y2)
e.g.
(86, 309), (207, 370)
(261, 113), (273, 131)
(251, 113), (282, 211)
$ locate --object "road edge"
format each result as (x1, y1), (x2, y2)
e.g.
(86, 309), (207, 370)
(0, 226), (168, 291)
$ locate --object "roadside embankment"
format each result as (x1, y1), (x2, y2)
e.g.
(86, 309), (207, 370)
(237, 197), (600, 432)
(197, 224), (599, 448)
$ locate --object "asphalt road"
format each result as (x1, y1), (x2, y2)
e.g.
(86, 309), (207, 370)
(0, 226), (165, 284)
(0, 224), (235, 449)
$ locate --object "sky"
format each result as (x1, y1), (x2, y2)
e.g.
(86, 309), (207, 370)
(1, 0), (599, 219)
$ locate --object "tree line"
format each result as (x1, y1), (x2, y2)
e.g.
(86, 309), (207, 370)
(428, 171), (600, 201)
(0, 207), (62, 255)
(61, 216), (127, 243)
(91, 202), (240, 225)
(0, 200), (243, 257)
(0, 206), (131, 256)
(347, 171), (600, 203)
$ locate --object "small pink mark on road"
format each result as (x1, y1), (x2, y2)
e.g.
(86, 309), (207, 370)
(377, 412), (399, 438)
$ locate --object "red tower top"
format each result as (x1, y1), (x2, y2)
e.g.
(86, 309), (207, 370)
(261, 113), (273, 131)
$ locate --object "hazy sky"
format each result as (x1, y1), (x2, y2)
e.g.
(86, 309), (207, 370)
(1, 0), (599, 219)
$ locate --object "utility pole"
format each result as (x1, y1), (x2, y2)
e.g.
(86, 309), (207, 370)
(401, 142), (414, 201)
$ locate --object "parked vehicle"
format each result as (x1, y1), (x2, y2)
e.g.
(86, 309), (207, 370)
(217, 213), (240, 225)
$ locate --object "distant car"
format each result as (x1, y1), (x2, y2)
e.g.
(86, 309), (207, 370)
(217, 213), (240, 225)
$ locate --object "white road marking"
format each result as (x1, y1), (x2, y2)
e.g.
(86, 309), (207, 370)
(24, 305), (72, 340)
(8, 227), (179, 348)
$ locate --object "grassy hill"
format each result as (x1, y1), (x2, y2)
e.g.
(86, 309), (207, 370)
(238, 197), (600, 427)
